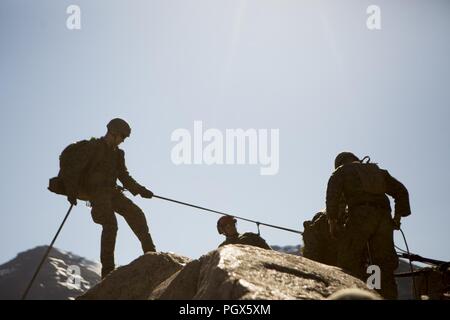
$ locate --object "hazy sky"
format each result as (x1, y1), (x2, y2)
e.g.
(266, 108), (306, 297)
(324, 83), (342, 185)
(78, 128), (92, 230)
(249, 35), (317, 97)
(1, 0), (449, 268)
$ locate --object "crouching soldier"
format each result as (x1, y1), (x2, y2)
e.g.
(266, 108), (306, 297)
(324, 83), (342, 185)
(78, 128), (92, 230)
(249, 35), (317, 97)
(217, 215), (272, 250)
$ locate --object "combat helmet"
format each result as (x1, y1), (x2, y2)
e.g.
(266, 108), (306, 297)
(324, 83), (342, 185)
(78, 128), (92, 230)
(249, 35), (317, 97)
(217, 216), (237, 234)
(334, 152), (359, 169)
(107, 118), (131, 138)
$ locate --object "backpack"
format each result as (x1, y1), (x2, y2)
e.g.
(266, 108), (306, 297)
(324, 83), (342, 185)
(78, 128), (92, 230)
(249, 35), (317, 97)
(239, 232), (272, 250)
(354, 163), (387, 195)
(302, 211), (339, 266)
(48, 140), (93, 200)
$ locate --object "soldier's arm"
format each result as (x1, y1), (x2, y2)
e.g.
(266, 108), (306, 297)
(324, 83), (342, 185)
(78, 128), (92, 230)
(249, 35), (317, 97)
(117, 150), (146, 196)
(326, 168), (345, 220)
(384, 171), (411, 217)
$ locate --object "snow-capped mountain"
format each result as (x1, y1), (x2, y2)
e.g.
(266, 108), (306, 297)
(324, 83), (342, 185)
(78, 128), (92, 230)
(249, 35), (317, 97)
(0, 246), (100, 300)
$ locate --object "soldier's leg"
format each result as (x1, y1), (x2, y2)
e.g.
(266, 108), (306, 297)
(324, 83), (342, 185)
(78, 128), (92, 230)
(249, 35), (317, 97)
(337, 207), (378, 280)
(90, 192), (118, 279)
(370, 211), (399, 300)
(112, 191), (156, 253)
(337, 229), (368, 279)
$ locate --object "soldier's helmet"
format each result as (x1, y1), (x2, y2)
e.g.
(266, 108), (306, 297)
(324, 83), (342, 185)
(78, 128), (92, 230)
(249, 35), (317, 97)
(334, 152), (359, 169)
(107, 118), (131, 138)
(217, 215), (237, 234)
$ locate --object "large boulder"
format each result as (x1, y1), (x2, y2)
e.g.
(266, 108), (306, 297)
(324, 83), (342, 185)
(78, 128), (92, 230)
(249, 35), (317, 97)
(78, 252), (190, 300)
(149, 244), (379, 300)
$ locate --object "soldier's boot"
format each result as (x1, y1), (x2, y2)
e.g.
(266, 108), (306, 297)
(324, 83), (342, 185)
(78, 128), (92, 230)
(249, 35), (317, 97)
(101, 265), (115, 279)
(139, 233), (156, 253)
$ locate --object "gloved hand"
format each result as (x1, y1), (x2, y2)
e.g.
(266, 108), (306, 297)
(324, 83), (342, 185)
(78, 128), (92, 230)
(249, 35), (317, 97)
(139, 187), (154, 199)
(67, 195), (77, 206)
(328, 219), (339, 239)
(392, 214), (401, 230)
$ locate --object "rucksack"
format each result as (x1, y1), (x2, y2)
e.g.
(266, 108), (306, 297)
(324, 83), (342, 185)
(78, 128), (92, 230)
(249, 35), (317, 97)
(302, 211), (339, 266)
(354, 163), (387, 195)
(48, 139), (93, 200)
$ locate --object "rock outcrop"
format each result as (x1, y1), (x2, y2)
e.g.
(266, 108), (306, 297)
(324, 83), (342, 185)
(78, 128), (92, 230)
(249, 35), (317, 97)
(78, 252), (191, 300)
(273, 244), (421, 300)
(149, 245), (378, 300)
(7, 245), (443, 300)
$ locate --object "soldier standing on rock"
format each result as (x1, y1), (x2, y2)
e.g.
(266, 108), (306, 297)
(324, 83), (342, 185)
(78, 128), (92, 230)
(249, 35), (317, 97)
(217, 216), (272, 250)
(53, 118), (156, 279)
(326, 152), (411, 299)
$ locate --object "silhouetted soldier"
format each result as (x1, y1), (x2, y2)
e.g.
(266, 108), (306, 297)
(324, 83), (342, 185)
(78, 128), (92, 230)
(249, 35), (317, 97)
(326, 152), (411, 299)
(217, 216), (272, 250)
(57, 118), (156, 278)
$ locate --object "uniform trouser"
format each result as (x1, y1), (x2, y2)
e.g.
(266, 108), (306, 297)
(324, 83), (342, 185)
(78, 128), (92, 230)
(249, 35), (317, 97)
(337, 206), (399, 299)
(90, 189), (156, 278)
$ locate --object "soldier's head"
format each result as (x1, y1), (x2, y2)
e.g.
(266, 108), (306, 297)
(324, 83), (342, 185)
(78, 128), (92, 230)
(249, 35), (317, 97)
(106, 118), (131, 146)
(334, 152), (359, 169)
(217, 215), (238, 237)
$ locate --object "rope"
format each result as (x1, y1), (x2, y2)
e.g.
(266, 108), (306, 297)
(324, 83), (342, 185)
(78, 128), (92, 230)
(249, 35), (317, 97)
(153, 195), (303, 235)
(395, 244), (408, 254)
(399, 227), (418, 299)
(22, 204), (74, 300)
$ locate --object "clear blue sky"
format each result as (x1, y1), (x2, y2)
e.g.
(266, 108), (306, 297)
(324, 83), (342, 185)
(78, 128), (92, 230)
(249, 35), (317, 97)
(1, 0), (449, 267)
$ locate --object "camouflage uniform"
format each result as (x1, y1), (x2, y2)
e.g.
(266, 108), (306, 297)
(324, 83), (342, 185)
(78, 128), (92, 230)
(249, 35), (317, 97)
(219, 232), (272, 250)
(326, 162), (411, 299)
(59, 137), (155, 278)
